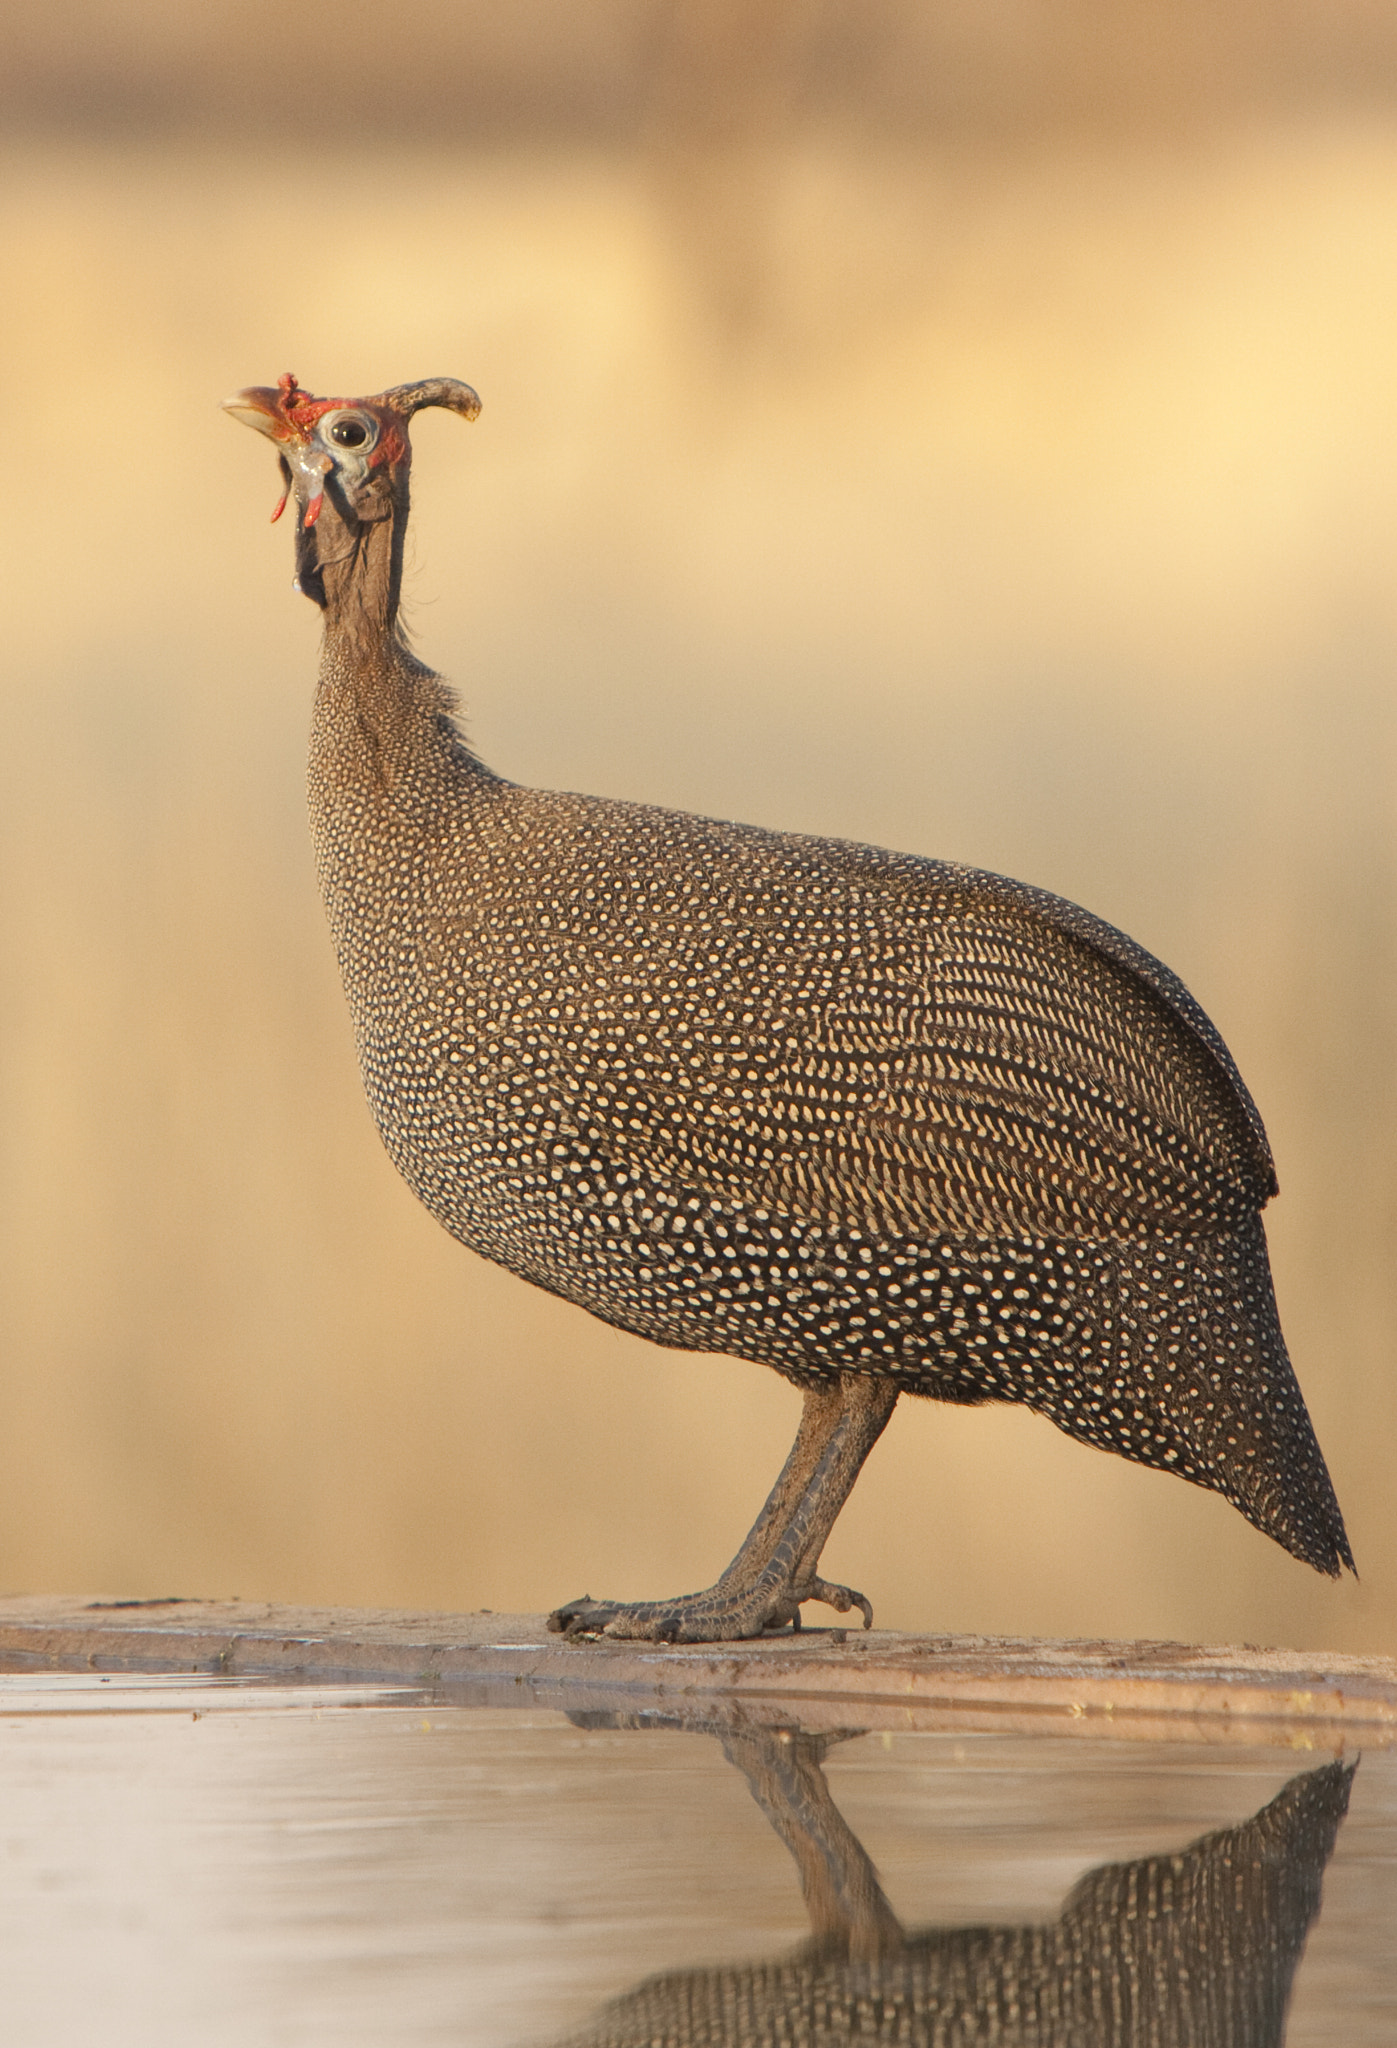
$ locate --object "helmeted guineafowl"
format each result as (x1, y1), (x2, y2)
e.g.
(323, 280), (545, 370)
(559, 1722), (1352, 2047)
(224, 371), (1352, 1641)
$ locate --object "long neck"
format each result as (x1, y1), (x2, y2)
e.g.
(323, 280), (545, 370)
(306, 483), (490, 817)
(313, 477), (407, 666)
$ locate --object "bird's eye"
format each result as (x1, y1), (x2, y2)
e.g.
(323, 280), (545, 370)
(321, 411), (377, 453)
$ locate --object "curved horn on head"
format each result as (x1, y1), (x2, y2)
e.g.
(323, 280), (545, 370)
(376, 378), (482, 422)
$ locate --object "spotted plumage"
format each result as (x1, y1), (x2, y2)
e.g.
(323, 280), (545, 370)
(560, 1751), (1353, 2048)
(226, 374), (1352, 1638)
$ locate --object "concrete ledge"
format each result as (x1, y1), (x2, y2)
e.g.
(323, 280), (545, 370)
(0, 1596), (1391, 1747)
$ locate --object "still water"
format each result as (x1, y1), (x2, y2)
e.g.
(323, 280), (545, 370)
(0, 1673), (1391, 2044)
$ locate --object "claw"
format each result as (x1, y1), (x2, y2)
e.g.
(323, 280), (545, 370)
(803, 1577), (875, 1630)
(546, 1596), (598, 1636)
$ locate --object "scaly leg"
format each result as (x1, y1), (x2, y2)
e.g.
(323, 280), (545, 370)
(721, 1725), (905, 1960)
(548, 1373), (899, 1642)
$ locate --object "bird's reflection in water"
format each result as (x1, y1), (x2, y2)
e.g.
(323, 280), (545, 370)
(558, 1711), (1352, 2048)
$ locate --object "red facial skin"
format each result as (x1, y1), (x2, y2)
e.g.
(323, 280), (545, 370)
(248, 373), (410, 526)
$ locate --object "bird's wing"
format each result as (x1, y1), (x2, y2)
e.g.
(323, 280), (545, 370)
(534, 812), (1276, 1245)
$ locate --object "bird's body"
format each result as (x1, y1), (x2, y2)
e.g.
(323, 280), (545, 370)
(561, 1736), (1352, 2048)
(229, 372), (1352, 1638)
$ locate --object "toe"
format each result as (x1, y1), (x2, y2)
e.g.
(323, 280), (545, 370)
(803, 1577), (875, 1629)
(547, 1597), (609, 1636)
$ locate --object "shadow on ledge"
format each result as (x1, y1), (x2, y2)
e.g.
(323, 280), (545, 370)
(557, 1709), (1352, 2047)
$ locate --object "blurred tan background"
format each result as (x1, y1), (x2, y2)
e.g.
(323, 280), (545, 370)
(1, 1), (1396, 1653)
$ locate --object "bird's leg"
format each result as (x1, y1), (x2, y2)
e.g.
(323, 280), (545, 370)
(547, 1373), (899, 1643)
(713, 1375), (900, 1625)
(721, 1725), (905, 1961)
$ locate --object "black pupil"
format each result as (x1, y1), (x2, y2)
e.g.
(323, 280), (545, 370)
(330, 418), (369, 448)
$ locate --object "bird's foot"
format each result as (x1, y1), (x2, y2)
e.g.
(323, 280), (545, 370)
(546, 1573), (873, 1644)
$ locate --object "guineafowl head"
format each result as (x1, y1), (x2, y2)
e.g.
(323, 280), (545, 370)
(222, 372), (480, 632)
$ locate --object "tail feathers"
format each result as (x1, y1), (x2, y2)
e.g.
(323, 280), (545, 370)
(1110, 1217), (1353, 1577)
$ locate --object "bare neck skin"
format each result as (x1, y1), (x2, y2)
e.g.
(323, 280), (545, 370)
(308, 465), (408, 664)
(306, 473), (479, 795)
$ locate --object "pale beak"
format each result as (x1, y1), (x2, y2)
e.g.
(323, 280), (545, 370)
(221, 389), (287, 440)
(222, 390), (330, 525)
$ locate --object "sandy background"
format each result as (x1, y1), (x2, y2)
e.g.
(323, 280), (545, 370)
(1, 1), (1396, 1652)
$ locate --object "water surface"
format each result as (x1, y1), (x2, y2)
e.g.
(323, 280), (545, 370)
(0, 1673), (1390, 2044)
